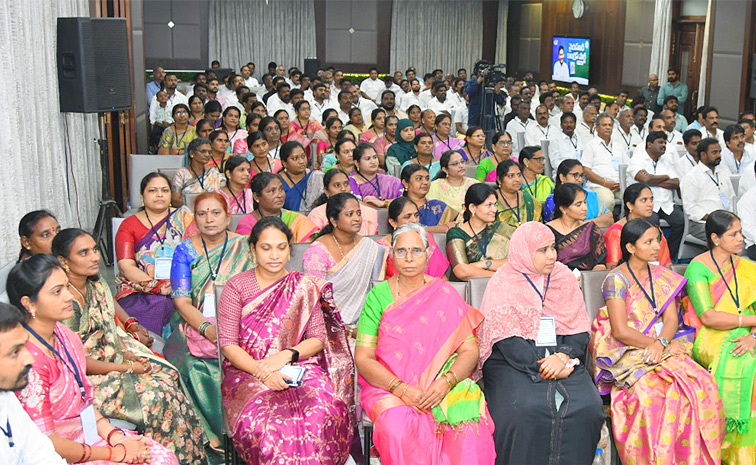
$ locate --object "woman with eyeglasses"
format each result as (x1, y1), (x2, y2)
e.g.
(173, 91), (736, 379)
(355, 222), (496, 465)
(476, 131), (514, 182)
(683, 210), (756, 463)
(604, 182), (672, 269)
(171, 138), (226, 208)
(589, 218), (723, 465)
(459, 126), (492, 166)
(494, 160), (541, 229)
(303, 193), (387, 335)
(426, 150), (480, 213)
(158, 104), (197, 155)
(543, 159), (614, 228)
(377, 197), (450, 279)
(447, 184), (514, 281)
(546, 183), (607, 271)
(519, 146), (555, 203)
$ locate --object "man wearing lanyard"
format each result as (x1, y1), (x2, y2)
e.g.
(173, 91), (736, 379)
(681, 137), (736, 241)
(525, 105), (555, 147)
(0, 302), (66, 464)
(548, 112), (584, 178)
(676, 129), (702, 179)
(505, 100), (534, 157)
(611, 108), (635, 157)
(582, 113), (628, 211)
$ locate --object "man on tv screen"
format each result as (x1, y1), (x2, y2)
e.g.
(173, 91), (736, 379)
(553, 46), (571, 81)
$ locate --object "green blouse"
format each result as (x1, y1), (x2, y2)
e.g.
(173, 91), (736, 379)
(355, 281), (394, 349)
(521, 174), (554, 203)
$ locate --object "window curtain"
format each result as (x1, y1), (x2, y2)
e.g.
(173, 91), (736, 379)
(697, 0), (712, 106)
(390, 0), (483, 76)
(0, 0), (101, 268)
(649, 0), (672, 78)
(209, 0), (317, 72)
(495, 0), (509, 66)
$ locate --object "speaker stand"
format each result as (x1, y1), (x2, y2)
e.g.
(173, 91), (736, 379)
(92, 114), (122, 267)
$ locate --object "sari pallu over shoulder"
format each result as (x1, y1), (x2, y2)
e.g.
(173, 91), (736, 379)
(589, 266), (692, 395)
(358, 279), (484, 423)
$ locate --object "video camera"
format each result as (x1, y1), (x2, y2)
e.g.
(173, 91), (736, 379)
(475, 60), (507, 86)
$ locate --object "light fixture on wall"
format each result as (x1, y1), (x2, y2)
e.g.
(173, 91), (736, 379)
(348, 27), (355, 34)
(167, 20), (175, 29)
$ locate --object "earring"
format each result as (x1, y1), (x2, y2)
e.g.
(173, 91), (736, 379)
(63, 264), (70, 273)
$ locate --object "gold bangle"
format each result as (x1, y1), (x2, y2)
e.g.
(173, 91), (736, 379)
(387, 377), (398, 391)
(399, 382), (410, 398)
(448, 370), (459, 385)
(443, 373), (454, 389)
(739, 315), (743, 328)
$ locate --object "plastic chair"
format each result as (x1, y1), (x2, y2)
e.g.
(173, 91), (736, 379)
(542, 140), (553, 179)
(112, 217), (126, 276)
(184, 192), (200, 211)
(580, 269), (611, 322)
(376, 209), (390, 235)
(128, 154), (184, 209)
(229, 214), (245, 233)
(289, 243), (309, 273)
(465, 164), (478, 179)
(468, 277), (490, 309)
(677, 213), (707, 262)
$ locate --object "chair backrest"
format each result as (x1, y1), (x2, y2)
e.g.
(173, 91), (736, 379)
(112, 217), (126, 276)
(184, 192), (200, 211)
(671, 263), (688, 276)
(465, 164), (478, 179)
(376, 209), (390, 235)
(229, 214), (245, 233)
(289, 242), (309, 272)
(580, 269), (611, 321)
(431, 232), (447, 257)
(468, 277), (490, 309)
(309, 142), (318, 168)
(158, 167), (179, 183)
(541, 139), (553, 179)
(516, 132), (525, 153)
(129, 154), (184, 208)
(213, 285), (235, 436)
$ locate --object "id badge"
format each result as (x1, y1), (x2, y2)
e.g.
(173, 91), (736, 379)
(611, 156), (620, 171)
(575, 150), (582, 161)
(79, 403), (99, 446)
(536, 316), (557, 347)
(653, 321), (664, 336)
(202, 293), (217, 318)
(154, 257), (172, 280)
(719, 192), (730, 210)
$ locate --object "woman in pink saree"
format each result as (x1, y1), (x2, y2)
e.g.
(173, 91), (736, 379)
(589, 218), (724, 464)
(10, 255), (179, 464)
(355, 223), (496, 465)
(217, 216), (355, 465)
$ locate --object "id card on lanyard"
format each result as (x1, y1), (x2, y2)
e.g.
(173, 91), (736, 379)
(523, 273), (556, 346)
(154, 246), (174, 280)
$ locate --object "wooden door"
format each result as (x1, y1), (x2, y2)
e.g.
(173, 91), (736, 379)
(670, 18), (706, 118)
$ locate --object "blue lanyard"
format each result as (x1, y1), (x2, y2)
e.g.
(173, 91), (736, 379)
(358, 172), (383, 200)
(626, 263), (657, 311)
(190, 166), (206, 190)
(145, 209), (172, 246)
(0, 419), (13, 448)
(470, 223), (490, 257)
(202, 232), (229, 282)
(524, 176), (538, 199)
(227, 185), (247, 214)
(499, 188), (521, 225)
(710, 250), (741, 311)
(285, 171), (308, 206)
(24, 325), (87, 400)
(523, 273), (551, 308)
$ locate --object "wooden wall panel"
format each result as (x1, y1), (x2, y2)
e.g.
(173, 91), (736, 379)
(539, 0), (627, 93)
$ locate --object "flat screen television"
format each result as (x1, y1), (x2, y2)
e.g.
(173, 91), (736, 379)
(551, 36), (590, 85)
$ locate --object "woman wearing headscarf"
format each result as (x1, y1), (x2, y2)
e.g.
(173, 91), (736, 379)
(478, 221), (604, 465)
(385, 118), (417, 177)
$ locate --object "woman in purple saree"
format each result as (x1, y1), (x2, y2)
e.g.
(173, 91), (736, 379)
(217, 216), (355, 465)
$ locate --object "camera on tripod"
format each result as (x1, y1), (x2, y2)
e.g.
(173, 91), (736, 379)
(476, 62), (507, 86)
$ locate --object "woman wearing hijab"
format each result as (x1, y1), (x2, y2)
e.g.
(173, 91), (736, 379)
(478, 221), (604, 465)
(385, 118), (418, 177)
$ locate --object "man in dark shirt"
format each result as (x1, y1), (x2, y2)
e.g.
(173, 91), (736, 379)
(638, 74), (661, 114)
(465, 61), (504, 127)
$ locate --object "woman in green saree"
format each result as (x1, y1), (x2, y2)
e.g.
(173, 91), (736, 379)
(494, 159), (541, 229)
(53, 229), (207, 465)
(684, 210), (756, 465)
(164, 191), (253, 448)
(447, 183), (514, 281)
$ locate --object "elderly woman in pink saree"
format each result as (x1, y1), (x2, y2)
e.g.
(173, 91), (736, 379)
(217, 217), (355, 465)
(589, 218), (724, 465)
(355, 223), (496, 465)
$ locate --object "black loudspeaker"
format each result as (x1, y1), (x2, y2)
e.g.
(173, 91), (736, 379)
(304, 57), (320, 77)
(57, 17), (132, 113)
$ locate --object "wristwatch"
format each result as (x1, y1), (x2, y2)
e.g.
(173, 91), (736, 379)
(485, 259), (492, 270)
(750, 332), (756, 340)
(286, 348), (300, 363)
(657, 337), (669, 348)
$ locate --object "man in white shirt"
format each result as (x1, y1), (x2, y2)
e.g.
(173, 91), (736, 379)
(551, 94), (575, 127)
(265, 82), (294, 116)
(615, 90), (631, 113)
(0, 302), (67, 465)
(401, 78), (422, 111)
(573, 91), (590, 122)
(448, 78), (466, 109)
(336, 90), (353, 125)
(630, 106), (649, 147)
(548, 112), (583, 176)
(553, 45), (571, 81)
(378, 76), (402, 102)
(676, 129), (702, 179)
(380, 91), (407, 120)
(525, 104), (555, 146)
(612, 108), (636, 158)
(308, 83), (335, 123)
(575, 104), (597, 141)
(217, 73), (239, 103)
(427, 82), (453, 115)
(681, 137), (736, 240)
(240, 65), (259, 89)
(721, 124), (753, 175)
(360, 67), (385, 102)
(350, 83), (378, 124)
(453, 96), (469, 137)
(737, 163), (756, 259)
(148, 73), (188, 125)
(582, 113), (628, 209)
(699, 106), (725, 145)
(661, 110), (685, 155)
(505, 100), (534, 157)
(628, 131), (685, 257)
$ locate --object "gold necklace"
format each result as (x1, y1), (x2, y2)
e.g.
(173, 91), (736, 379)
(332, 234), (355, 259)
(395, 274), (427, 298)
(70, 282), (87, 303)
